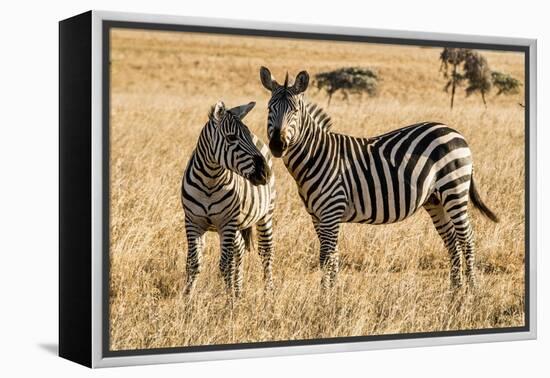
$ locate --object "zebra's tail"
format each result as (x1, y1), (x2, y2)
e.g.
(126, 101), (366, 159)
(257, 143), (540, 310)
(241, 227), (254, 252)
(469, 174), (499, 222)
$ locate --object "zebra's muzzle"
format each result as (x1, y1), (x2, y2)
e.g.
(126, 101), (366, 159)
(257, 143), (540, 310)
(249, 155), (271, 186)
(269, 138), (287, 158)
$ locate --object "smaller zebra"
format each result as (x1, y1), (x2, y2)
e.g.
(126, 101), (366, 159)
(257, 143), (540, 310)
(181, 101), (276, 297)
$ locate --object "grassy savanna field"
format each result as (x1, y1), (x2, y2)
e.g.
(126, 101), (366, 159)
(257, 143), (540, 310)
(109, 29), (526, 351)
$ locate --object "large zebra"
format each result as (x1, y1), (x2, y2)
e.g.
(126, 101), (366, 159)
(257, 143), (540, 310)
(181, 101), (276, 297)
(259, 67), (498, 290)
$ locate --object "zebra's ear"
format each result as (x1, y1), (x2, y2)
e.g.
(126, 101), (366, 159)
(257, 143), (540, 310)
(229, 101), (256, 120)
(211, 101), (226, 123)
(260, 66), (276, 91)
(293, 70), (309, 94)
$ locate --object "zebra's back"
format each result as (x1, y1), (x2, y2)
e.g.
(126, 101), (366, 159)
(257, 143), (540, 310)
(338, 122), (473, 224)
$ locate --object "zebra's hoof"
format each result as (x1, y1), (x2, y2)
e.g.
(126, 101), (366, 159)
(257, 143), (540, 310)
(465, 279), (477, 291)
(449, 281), (463, 291)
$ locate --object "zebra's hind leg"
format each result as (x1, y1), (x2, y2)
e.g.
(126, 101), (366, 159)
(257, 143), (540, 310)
(314, 220), (341, 291)
(184, 220), (205, 295)
(444, 202), (477, 288)
(423, 196), (462, 289)
(257, 212), (275, 291)
(457, 219), (476, 288)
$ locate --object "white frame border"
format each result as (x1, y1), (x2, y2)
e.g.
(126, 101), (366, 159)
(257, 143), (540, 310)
(90, 10), (537, 368)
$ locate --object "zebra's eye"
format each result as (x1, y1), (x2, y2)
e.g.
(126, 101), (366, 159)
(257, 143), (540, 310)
(226, 134), (238, 143)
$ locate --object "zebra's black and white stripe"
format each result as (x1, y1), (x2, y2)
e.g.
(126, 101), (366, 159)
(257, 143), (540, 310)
(181, 101), (276, 297)
(260, 67), (498, 290)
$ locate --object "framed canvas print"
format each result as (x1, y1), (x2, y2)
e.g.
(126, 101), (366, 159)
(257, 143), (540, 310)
(59, 10), (537, 368)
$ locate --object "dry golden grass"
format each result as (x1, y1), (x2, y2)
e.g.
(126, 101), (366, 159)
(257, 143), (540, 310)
(109, 29), (525, 351)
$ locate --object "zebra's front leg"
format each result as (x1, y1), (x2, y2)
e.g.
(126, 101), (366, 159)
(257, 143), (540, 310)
(257, 213), (275, 291)
(232, 230), (247, 298)
(219, 229), (236, 296)
(184, 221), (205, 295)
(314, 220), (341, 291)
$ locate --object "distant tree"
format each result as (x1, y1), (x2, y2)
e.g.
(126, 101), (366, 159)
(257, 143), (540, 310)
(440, 48), (515, 109)
(314, 67), (378, 106)
(463, 51), (492, 107)
(491, 71), (522, 95)
(439, 48), (470, 109)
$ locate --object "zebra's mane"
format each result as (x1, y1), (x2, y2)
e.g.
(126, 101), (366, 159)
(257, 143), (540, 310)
(304, 101), (333, 132)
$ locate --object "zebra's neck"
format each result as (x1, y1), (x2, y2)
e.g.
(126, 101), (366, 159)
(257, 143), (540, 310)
(283, 100), (338, 184)
(287, 100), (331, 144)
(302, 101), (333, 132)
(190, 124), (233, 187)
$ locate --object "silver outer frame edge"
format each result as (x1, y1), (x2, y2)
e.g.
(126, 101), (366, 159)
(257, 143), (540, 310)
(90, 10), (537, 368)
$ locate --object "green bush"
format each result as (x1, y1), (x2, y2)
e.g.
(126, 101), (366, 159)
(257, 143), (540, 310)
(314, 67), (378, 106)
(491, 71), (522, 95)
